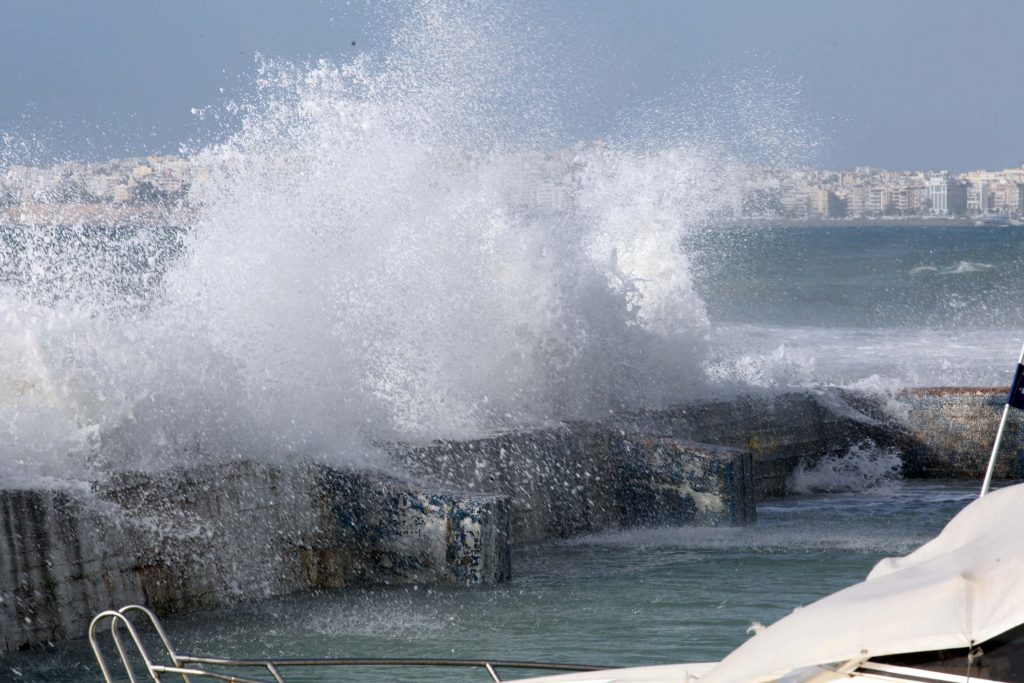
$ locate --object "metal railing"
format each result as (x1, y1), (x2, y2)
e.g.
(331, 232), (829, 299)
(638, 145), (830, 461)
(89, 605), (609, 683)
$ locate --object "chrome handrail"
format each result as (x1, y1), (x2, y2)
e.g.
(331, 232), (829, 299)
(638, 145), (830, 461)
(90, 609), (160, 683)
(90, 605), (609, 683)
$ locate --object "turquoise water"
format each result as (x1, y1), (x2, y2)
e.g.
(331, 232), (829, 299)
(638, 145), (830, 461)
(8, 481), (979, 683)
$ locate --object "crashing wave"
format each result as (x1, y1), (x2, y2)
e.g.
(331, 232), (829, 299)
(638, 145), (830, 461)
(787, 441), (902, 495)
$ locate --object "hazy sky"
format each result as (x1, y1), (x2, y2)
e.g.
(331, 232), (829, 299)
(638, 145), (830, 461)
(2, 0), (1022, 171)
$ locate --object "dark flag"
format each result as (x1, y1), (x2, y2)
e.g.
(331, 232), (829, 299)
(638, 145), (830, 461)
(1009, 364), (1024, 410)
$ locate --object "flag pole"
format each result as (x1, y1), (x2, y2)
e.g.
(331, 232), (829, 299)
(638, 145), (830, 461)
(981, 340), (1024, 497)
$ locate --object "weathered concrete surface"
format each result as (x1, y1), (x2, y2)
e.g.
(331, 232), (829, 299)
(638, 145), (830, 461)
(306, 467), (510, 588)
(613, 391), (910, 498)
(389, 428), (756, 542)
(0, 462), (510, 655)
(896, 387), (1024, 478)
(389, 427), (625, 542)
(616, 438), (756, 527)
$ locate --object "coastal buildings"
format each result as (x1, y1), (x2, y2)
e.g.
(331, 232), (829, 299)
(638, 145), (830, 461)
(748, 164), (1023, 220)
(928, 175), (968, 216)
(1, 155), (194, 208)
(812, 189), (844, 218)
(3, 150), (1024, 222)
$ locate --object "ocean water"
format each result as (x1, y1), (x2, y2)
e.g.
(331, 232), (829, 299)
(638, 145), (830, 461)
(6, 480), (978, 683)
(691, 224), (1024, 390)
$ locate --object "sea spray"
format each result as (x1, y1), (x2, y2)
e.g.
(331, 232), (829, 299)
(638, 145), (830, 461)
(702, 342), (818, 389)
(157, 65), (725, 455)
(787, 441), (903, 495)
(0, 1), (767, 483)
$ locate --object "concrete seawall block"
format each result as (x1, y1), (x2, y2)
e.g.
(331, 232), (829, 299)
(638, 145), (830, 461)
(388, 427), (625, 542)
(618, 391), (905, 498)
(388, 425), (756, 539)
(616, 438), (756, 526)
(0, 489), (145, 654)
(897, 388), (1024, 478)
(0, 462), (512, 655)
(305, 467), (510, 587)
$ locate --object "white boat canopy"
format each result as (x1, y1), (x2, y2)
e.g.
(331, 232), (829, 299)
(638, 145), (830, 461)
(701, 482), (1024, 683)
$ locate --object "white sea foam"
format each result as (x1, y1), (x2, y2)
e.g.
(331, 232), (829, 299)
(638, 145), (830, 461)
(787, 441), (902, 495)
(911, 261), (996, 276)
(941, 260), (996, 275)
(706, 324), (1019, 391)
(702, 343), (818, 389)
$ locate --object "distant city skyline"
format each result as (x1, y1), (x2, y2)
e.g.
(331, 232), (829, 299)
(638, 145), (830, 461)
(3, 1), (1024, 171)
(8, 149), (1024, 224)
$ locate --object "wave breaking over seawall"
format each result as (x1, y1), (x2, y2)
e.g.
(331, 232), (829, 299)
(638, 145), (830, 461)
(0, 1), (797, 484)
(787, 442), (903, 495)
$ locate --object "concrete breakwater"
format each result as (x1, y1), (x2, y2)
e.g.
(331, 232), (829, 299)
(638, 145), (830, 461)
(610, 390), (909, 498)
(897, 387), (1024, 478)
(0, 386), (1018, 655)
(390, 429), (756, 543)
(0, 431), (755, 655)
(0, 464), (511, 655)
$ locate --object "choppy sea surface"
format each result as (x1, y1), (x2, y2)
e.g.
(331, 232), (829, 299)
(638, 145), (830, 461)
(8, 480), (978, 683)
(690, 224), (1024, 389)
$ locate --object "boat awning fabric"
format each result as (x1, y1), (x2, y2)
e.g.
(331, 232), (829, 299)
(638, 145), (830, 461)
(701, 483), (1024, 683)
